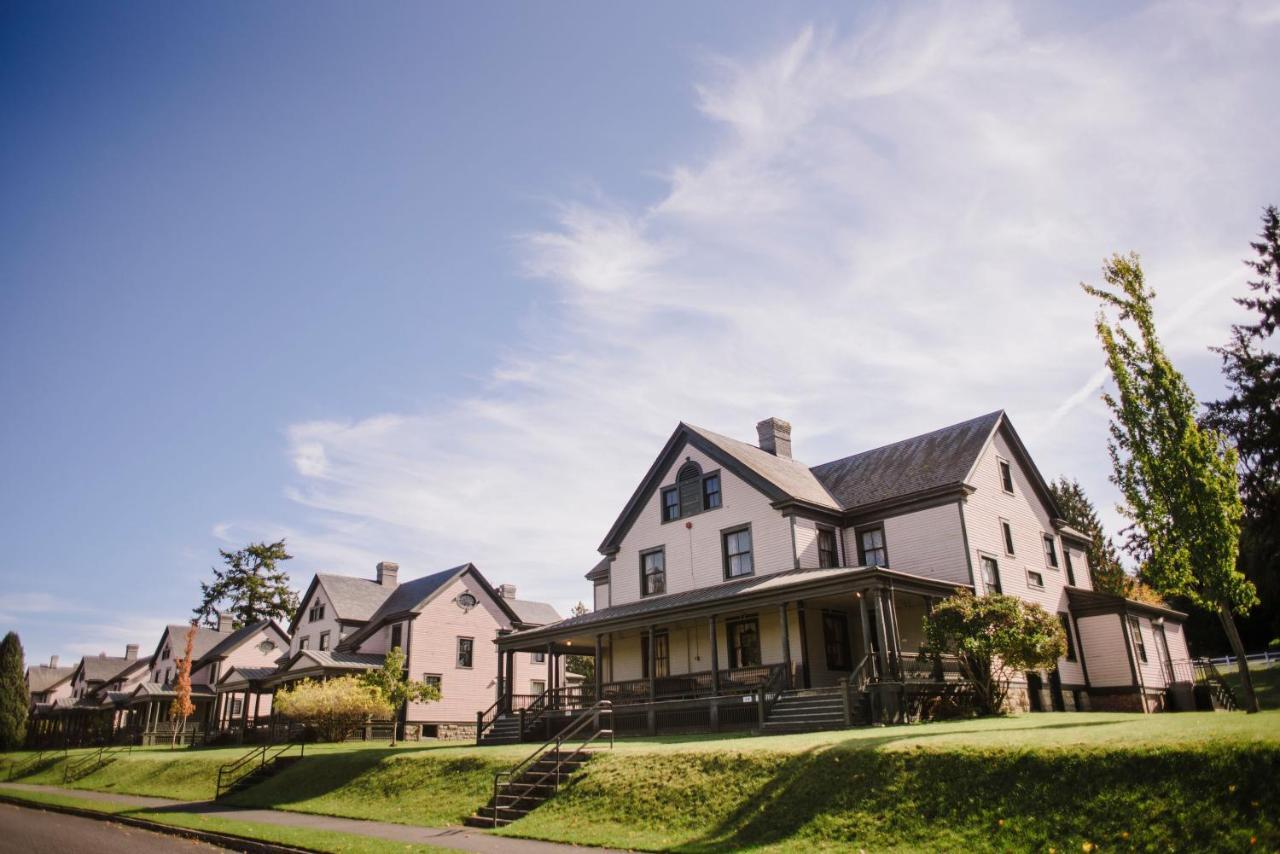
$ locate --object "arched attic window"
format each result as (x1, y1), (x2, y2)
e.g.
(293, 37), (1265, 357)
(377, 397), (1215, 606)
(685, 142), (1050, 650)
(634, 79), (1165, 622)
(677, 461), (703, 517)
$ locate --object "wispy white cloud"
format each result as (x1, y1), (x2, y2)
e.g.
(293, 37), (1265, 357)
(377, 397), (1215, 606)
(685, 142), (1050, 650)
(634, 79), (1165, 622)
(276, 1), (1279, 604)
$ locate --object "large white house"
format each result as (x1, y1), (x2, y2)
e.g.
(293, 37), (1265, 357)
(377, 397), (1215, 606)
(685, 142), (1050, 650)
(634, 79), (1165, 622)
(489, 412), (1196, 740)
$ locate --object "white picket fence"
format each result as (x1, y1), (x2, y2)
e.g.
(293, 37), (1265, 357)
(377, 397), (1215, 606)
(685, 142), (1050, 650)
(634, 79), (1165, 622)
(1206, 651), (1279, 668)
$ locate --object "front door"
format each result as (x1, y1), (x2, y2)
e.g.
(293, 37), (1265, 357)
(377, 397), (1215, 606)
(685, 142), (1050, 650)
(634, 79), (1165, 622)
(822, 611), (853, 671)
(1152, 624), (1174, 683)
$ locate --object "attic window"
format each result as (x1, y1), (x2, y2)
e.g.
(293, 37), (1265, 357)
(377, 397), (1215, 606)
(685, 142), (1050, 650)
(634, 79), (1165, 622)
(660, 461), (723, 523)
(998, 458), (1015, 493)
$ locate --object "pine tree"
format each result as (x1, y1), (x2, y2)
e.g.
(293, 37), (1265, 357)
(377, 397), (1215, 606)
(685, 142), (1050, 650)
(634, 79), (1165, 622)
(168, 624), (196, 749)
(0, 631), (28, 751)
(1084, 254), (1259, 712)
(1048, 477), (1127, 595)
(194, 539), (300, 628)
(1203, 205), (1280, 649)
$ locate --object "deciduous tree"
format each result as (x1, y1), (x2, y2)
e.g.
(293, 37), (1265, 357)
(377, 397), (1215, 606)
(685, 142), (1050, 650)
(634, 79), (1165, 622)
(168, 624), (196, 749)
(923, 592), (1066, 716)
(1084, 253), (1259, 712)
(194, 539), (300, 628)
(273, 677), (385, 742)
(0, 632), (27, 751)
(360, 647), (440, 745)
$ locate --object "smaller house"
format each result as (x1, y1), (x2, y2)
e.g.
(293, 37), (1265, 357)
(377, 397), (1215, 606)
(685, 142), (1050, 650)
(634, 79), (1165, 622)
(24, 655), (74, 745)
(40, 645), (152, 746)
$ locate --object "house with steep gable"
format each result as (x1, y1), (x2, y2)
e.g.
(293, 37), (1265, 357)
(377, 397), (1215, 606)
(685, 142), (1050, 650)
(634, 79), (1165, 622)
(489, 412), (1195, 740)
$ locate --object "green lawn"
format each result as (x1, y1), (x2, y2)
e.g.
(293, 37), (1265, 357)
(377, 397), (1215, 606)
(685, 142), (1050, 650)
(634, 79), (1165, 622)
(1221, 659), (1280, 709)
(4, 711), (1277, 852)
(0, 788), (447, 853)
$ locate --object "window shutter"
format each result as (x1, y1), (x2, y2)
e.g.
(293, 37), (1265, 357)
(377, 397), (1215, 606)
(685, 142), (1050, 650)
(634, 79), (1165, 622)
(677, 461), (703, 517)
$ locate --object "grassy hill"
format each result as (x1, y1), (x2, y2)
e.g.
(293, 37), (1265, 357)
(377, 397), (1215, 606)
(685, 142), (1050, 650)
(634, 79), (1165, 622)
(4, 710), (1277, 852)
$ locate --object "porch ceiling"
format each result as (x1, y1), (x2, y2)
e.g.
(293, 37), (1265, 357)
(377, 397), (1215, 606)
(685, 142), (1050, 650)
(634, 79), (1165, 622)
(498, 565), (968, 651)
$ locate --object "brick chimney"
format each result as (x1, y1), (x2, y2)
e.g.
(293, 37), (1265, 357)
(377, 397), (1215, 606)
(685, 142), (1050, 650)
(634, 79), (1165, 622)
(756, 417), (792, 459)
(124, 644), (139, 660)
(49, 655), (59, 668)
(376, 561), (400, 587)
(215, 611), (235, 633)
(497, 583), (517, 600)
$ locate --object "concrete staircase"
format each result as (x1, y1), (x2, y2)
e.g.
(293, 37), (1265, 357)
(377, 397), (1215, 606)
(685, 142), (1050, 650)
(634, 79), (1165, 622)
(478, 714), (523, 746)
(219, 755), (302, 797)
(761, 688), (865, 733)
(464, 749), (592, 827)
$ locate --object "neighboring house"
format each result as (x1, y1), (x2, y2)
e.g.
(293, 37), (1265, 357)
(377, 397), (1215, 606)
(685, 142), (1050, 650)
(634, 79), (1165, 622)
(264, 561), (563, 738)
(492, 412), (1194, 740)
(33, 645), (153, 746)
(24, 655), (74, 745)
(126, 614), (289, 743)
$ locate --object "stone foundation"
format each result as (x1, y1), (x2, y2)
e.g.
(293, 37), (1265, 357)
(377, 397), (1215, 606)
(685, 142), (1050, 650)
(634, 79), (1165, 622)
(434, 722), (476, 741)
(1087, 690), (1161, 713)
(1004, 685), (1031, 713)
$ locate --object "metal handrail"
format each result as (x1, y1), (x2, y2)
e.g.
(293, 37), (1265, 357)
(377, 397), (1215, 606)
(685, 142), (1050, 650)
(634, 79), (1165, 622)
(490, 700), (613, 827)
(61, 742), (131, 783)
(214, 740), (305, 799)
(755, 664), (788, 728)
(849, 654), (874, 691)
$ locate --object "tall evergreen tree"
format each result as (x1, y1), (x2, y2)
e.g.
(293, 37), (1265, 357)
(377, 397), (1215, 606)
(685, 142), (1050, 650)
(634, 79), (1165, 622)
(194, 539), (300, 628)
(1084, 254), (1260, 712)
(1048, 477), (1127, 595)
(1203, 205), (1280, 648)
(0, 631), (28, 751)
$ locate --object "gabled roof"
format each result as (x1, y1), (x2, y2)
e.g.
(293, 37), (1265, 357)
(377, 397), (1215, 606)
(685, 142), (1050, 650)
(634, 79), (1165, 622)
(684, 424), (841, 510)
(281, 649), (386, 672)
(194, 620), (289, 668)
(585, 557), (611, 582)
(505, 598), (561, 627)
(337, 564), (525, 650)
(150, 624), (227, 667)
(26, 665), (74, 693)
(75, 654), (150, 685)
(289, 573), (396, 634)
(811, 411), (1004, 511)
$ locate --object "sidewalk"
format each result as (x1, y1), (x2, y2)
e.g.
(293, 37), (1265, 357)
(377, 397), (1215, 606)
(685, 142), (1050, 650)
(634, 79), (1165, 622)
(0, 783), (621, 854)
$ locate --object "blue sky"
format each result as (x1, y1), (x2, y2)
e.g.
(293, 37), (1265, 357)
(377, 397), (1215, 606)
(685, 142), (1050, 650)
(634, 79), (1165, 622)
(2, 1), (1277, 665)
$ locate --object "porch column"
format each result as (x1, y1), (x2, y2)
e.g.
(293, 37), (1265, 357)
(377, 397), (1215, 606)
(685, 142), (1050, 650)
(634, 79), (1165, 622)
(593, 634), (603, 703)
(884, 586), (903, 672)
(708, 615), (720, 695)
(647, 626), (656, 701)
(505, 650), (515, 706)
(239, 690), (250, 742)
(872, 586), (892, 678)
(796, 600), (811, 689)
(858, 592), (874, 678)
(496, 645), (505, 703)
(778, 603), (793, 689)
(545, 643), (553, 694)
(253, 692), (262, 727)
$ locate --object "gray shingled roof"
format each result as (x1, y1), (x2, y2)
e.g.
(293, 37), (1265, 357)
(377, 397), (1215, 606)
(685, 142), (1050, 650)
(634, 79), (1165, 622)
(26, 665), (74, 693)
(585, 557), (610, 581)
(219, 666), (279, 685)
(361, 565), (467, 622)
(158, 625), (227, 662)
(316, 573), (396, 622)
(810, 411), (1004, 510)
(293, 650), (386, 670)
(196, 620), (282, 666)
(79, 654), (149, 684)
(506, 598), (561, 626)
(685, 424), (841, 510)
(507, 565), (868, 638)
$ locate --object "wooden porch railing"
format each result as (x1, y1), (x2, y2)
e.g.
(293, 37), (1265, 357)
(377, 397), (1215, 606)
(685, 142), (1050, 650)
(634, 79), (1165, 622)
(897, 652), (965, 683)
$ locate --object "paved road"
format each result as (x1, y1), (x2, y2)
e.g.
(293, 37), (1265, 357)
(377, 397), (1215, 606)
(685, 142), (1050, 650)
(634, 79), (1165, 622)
(0, 801), (229, 853)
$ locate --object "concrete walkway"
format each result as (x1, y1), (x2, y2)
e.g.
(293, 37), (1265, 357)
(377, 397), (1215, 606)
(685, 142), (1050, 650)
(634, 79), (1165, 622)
(0, 783), (624, 853)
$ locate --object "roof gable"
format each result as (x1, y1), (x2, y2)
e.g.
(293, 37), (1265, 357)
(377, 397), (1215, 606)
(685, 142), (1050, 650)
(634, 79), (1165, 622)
(599, 423), (838, 553)
(150, 624), (225, 666)
(26, 665), (74, 693)
(194, 620), (290, 668)
(967, 414), (1064, 523)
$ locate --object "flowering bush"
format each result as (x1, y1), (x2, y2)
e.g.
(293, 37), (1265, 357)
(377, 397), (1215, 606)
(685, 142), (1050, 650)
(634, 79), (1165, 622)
(273, 676), (387, 741)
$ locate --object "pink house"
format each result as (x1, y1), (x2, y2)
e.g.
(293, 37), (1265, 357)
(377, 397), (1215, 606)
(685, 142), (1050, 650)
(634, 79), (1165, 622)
(488, 412), (1197, 741)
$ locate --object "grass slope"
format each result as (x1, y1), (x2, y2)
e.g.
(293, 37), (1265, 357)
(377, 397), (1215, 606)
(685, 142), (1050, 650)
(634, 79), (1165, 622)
(1222, 660), (1280, 709)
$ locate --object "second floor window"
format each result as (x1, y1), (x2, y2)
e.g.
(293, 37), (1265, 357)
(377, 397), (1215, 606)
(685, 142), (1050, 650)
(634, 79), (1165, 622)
(390, 624), (403, 651)
(1001, 520), (1016, 555)
(723, 527), (754, 578)
(422, 673), (442, 692)
(818, 528), (839, 568)
(1058, 613), (1077, 661)
(641, 548), (666, 596)
(981, 555), (1002, 593)
(457, 637), (474, 668)
(299, 636), (310, 650)
(319, 631), (330, 651)
(1026, 569), (1045, 589)
(1043, 535), (1059, 568)
(859, 527), (887, 567)
(703, 474), (721, 509)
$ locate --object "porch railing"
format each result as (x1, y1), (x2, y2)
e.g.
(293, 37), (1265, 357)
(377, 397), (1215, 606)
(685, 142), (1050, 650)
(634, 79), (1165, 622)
(755, 664), (788, 727)
(897, 652), (965, 683)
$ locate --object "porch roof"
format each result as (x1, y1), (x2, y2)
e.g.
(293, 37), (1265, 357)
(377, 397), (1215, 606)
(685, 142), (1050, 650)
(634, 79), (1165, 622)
(499, 565), (967, 649)
(1066, 586), (1188, 621)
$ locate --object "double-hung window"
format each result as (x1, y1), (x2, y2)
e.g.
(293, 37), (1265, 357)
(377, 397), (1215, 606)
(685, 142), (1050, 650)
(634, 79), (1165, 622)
(457, 636), (474, 668)
(661, 487), (680, 522)
(1001, 520), (1016, 555)
(859, 526), (887, 567)
(726, 617), (762, 668)
(817, 527), (839, 568)
(981, 555), (1002, 593)
(1064, 548), (1077, 586)
(1127, 616), (1148, 663)
(319, 631), (330, 651)
(659, 462), (723, 522)
(702, 474), (721, 509)
(641, 548), (666, 596)
(723, 527), (754, 578)
(1058, 614), (1077, 662)
(299, 636), (310, 650)
(999, 459), (1015, 493)
(1043, 535), (1059, 568)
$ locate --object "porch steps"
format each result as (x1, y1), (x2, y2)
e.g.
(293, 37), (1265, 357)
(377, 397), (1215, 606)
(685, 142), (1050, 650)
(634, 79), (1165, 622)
(464, 749), (593, 828)
(761, 688), (865, 733)
(478, 714), (523, 746)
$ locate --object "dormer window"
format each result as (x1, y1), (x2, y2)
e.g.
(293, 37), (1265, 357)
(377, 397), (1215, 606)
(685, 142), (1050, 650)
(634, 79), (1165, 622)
(659, 461), (723, 522)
